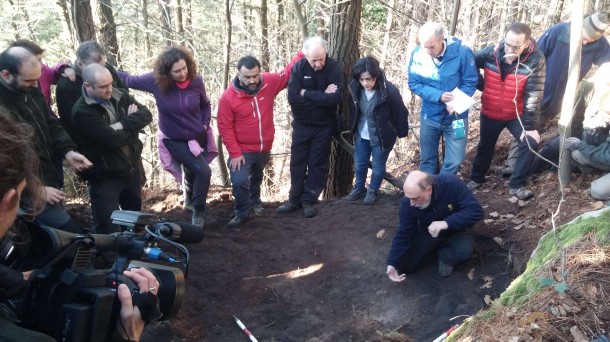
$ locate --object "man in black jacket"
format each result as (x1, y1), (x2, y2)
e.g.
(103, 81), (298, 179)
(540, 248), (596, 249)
(70, 63), (152, 234)
(56, 41), (125, 139)
(277, 36), (343, 218)
(0, 46), (91, 233)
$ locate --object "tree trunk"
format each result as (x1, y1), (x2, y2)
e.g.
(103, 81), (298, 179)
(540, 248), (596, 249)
(260, 0), (270, 70)
(558, 3), (585, 187)
(324, 0), (362, 199)
(380, 0), (394, 68)
(97, 0), (120, 66)
(72, 0), (96, 42)
(292, 0), (308, 40)
(141, 0), (152, 57)
(175, 0), (185, 44)
(159, 0), (173, 46)
(216, 0), (233, 187)
(56, 0), (76, 48)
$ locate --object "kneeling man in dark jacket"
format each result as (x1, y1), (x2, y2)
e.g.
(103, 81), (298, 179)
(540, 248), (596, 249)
(70, 63), (152, 234)
(386, 171), (483, 280)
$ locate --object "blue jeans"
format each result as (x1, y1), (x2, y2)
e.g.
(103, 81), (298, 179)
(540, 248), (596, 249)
(353, 135), (390, 192)
(419, 114), (468, 174)
(163, 139), (211, 211)
(229, 152), (270, 218)
(470, 115), (538, 188)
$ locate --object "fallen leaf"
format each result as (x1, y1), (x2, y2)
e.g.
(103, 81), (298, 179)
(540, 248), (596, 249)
(376, 229), (386, 240)
(592, 201), (605, 210)
(479, 282), (492, 289)
(508, 196), (519, 203)
(489, 211), (500, 218)
(484, 219), (495, 224)
(513, 224), (524, 230)
(467, 268), (475, 280)
(493, 237), (503, 245)
(482, 275), (493, 282)
(484, 294), (492, 305)
(518, 200), (526, 207)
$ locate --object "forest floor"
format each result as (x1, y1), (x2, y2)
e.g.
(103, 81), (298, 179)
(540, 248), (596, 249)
(66, 125), (607, 342)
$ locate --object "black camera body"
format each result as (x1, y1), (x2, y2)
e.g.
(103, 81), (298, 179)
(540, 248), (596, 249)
(7, 211), (201, 342)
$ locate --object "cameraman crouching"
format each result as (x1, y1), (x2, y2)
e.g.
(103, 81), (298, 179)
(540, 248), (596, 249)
(0, 111), (157, 341)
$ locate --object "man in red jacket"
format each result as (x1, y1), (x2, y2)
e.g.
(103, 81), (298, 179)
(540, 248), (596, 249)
(218, 52), (303, 227)
(466, 22), (546, 200)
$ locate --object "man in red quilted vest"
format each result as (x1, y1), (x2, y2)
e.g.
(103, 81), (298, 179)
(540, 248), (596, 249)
(466, 22), (546, 200)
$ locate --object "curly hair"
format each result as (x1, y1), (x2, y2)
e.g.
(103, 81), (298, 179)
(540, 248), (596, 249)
(0, 109), (44, 217)
(153, 46), (198, 93)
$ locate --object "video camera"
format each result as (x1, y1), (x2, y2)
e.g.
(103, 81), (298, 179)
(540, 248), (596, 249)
(2, 210), (203, 342)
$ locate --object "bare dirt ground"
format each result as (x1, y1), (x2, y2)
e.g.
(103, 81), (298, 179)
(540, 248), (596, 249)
(65, 125), (605, 342)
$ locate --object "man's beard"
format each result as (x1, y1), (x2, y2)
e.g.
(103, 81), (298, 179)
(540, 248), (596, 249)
(9, 78), (31, 92)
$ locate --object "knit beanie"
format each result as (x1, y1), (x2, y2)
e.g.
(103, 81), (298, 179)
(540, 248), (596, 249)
(583, 13), (608, 41)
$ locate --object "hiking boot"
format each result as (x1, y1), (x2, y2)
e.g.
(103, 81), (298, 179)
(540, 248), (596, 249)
(501, 165), (514, 177)
(438, 260), (454, 277)
(303, 204), (316, 218)
(362, 190), (377, 205)
(228, 215), (248, 228)
(345, 187), (366, 201)
(467, 180), (482, 191)
(509, 187), (534, 200)
(192, 210), (205, 227)
(252, 203), (265, 216)
(277, 202), (301, 214)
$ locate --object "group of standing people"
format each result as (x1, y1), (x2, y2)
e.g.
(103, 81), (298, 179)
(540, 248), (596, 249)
(387, 13), (610, 283)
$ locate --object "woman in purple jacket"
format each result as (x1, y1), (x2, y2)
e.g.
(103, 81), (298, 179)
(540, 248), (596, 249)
(119, 46), (212, 227)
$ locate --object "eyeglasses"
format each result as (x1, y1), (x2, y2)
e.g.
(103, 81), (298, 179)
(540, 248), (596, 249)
(504, 41), (527, 50)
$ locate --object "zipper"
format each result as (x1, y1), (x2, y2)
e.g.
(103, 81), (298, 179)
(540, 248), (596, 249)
(253, 97), (264, 152)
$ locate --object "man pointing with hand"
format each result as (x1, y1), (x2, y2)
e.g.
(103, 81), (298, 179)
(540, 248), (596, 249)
(386, 170), (483, 281)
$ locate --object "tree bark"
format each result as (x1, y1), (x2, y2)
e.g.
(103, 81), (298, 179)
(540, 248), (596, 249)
(216, 0), (233, 187)
(558, 3), (585, 187)
(97, 0), (121, 66)
(324, 0), (362, 198)
(260, 0), (270, 70)
(176, 0), (185, 44)
(292, 0), (308, 40)
(56, 0), (76, 48)
(72, 0), (96, 42)
(380, 0), (394, 68)
(159, 0), (173, 46)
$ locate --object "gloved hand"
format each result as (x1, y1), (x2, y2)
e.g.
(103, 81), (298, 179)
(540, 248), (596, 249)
(563, 137), (581, 150)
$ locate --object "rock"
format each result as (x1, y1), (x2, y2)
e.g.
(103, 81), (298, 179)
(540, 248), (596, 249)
(518, 200), (526, 207)
(484, 294), (493, 305)
(509, 196), (519, 203)
(376, 229), (386, 240)
(493, 237), (503, 245)
(489, 211), (500, 218)
(513, 224), (524, 230)
(484, 219), (495, 224)
(570, 326), (588, 342)
(467, 268), (475, 280)
(593, 201), (605, 210)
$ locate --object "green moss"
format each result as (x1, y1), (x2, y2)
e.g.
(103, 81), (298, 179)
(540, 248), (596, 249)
(447, 209), (610, 341)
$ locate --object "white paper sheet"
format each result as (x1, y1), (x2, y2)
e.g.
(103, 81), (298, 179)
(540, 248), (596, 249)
(446, 87), (475, 114)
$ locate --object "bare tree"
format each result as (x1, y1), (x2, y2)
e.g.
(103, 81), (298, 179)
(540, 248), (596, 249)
(324, 0), (362, 198)
(72, 0), (96, 42)
(98, 0), (121, 65)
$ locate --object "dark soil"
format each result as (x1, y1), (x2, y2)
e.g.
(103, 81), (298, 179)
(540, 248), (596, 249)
(65, 128), (603, 342)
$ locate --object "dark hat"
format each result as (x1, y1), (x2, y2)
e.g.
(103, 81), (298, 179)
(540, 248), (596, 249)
(583, 13), (608, 41)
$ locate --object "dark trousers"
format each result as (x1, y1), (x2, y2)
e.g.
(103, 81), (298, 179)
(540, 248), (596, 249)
(229, 152), (270, 218)
(33, 201), (81, 233)
(396, 230), (473, 274)
(88, 162), (143, 234)
(470, 115), (539, 188)
(530, 135), (561, 174)
(289, 121), (334, 205)
(164, 139), (211, 211)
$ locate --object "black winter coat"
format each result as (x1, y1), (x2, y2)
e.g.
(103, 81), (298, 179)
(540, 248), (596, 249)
(70, 87), (152, 180)
(348, 74), (409, 151)
(287, 56), (343, 126)
(0, 81), (75, 187)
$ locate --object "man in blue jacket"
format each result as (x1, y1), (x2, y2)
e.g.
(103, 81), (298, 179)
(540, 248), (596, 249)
(386, 170), (483, 280)
(408, 22), (478, 175)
